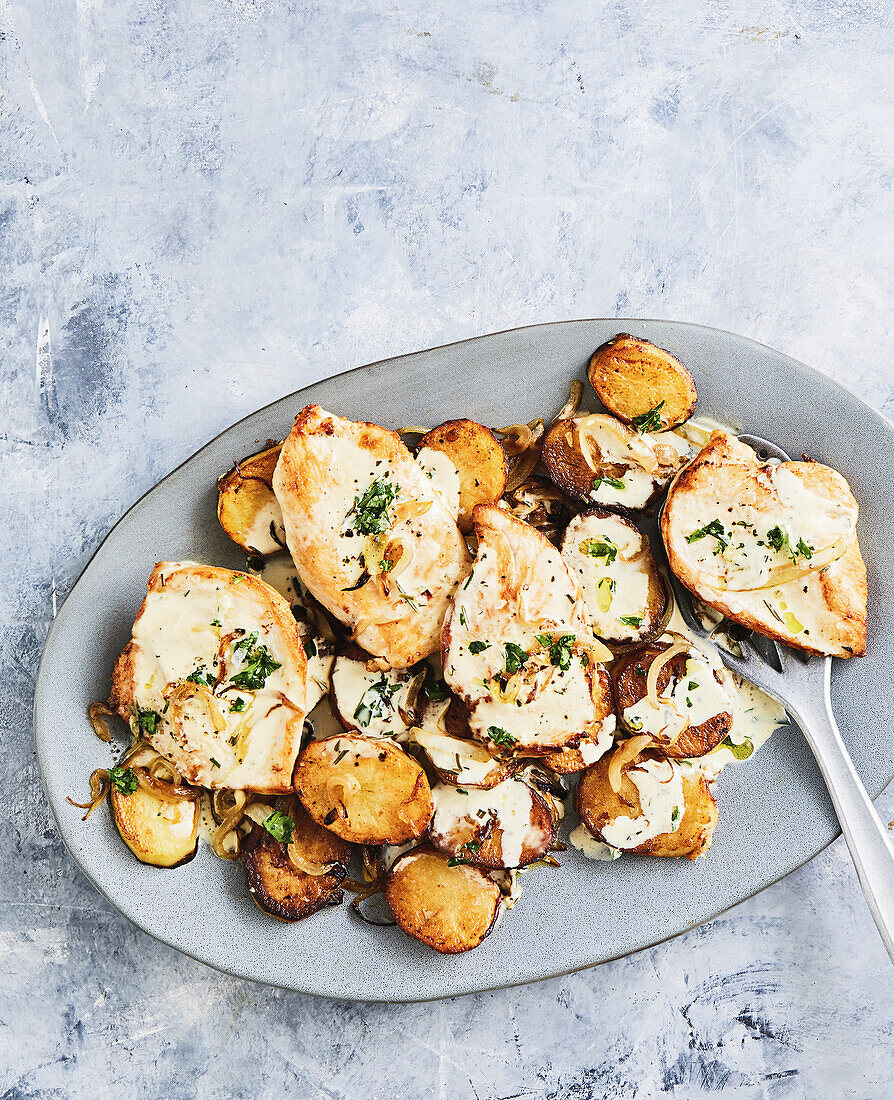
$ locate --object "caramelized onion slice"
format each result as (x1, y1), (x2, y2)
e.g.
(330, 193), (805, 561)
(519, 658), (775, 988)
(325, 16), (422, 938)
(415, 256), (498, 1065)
(607, 734), (654, 794)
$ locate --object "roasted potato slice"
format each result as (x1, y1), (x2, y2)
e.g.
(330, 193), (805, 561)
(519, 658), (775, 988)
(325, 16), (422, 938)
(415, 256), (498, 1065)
(588, 333), (697, 430)
(217, 443), (286, 556)
(243, 801), (351, 921)
(560, 510), (666, 643)
(411, 729), (517, 789)
(612, 640), (734, 758)
(428, 778), (554, 868)
(576, 748), (718, 859)
(522, 664), (616, 774)
(541, 414), (687, 511)
(329, 647), (422, 738)
(110, 782), (199, 868)
(294, 735), (433, 845)
(385, 845), (502, 953)
(418, 420), (508, 532)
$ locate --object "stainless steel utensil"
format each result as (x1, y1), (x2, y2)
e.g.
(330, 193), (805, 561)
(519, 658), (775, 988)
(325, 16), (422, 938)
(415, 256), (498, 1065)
(659, 432), (894, 962)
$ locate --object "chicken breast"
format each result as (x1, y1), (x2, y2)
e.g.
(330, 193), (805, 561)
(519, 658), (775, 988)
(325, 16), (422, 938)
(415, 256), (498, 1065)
(272, 405), (471, 668)
(662, 432), (866, 657)
(442, 504), (613, 752)
(110, 562), (308, 792)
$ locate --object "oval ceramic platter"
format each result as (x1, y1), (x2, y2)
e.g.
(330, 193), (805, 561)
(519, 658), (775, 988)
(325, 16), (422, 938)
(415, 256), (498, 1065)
(35, 320), (894, 1002)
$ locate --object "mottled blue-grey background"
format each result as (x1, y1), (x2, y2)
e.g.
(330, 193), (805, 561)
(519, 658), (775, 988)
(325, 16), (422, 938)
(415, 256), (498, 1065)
(3, 0), (894, 1097)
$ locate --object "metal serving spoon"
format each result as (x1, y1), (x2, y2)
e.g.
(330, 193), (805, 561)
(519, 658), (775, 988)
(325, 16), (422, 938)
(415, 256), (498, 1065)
(658, 433), (894, 963)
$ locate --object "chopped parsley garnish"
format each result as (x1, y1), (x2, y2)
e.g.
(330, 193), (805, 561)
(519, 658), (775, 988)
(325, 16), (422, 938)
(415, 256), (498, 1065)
(350, 476), (398, 536)
(670, 805), (682, 827)
(459, 607), (468, 627)
(504, 642), (528, 675)
(109, 766), (138, 795)
(230, 698), (247, 712)
(768, 525), (813, 564)
(447, 857), (470, 867)
(135, 706), (161, 736)
(460, 840), (482, 852)
(353, 675), (400, 727)
(685, 519), (728, 549)
(379, 557), (395, 573)
(262, 811), (294, 843)
(537, 633), (575, 672)
(581, 538), (618, 564)
(211, 618), (222, 628)
(186, 667), (216, 688)
(767, 525), (788, 553)
(619, 615), (643, 627)
(721, 735), (755, 760)
(593, 475), (625, 492)
(455, 788), (469, 795)
(487, 725), (518, 747)
(468, 640), (490, 654)
(421, 666), (449, 702)
(631, 401), (665, 433)
(688, 680), (698, 690)
(230, 636), (282, 690)
(210, 757), (220, 768)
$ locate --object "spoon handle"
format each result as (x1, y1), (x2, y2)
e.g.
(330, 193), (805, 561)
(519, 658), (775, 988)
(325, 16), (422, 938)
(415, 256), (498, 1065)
(786, 662), (894, 963)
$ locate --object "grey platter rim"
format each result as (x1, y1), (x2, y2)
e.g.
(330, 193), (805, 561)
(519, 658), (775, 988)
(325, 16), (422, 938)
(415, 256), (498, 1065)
(34, 317), (894, 1002)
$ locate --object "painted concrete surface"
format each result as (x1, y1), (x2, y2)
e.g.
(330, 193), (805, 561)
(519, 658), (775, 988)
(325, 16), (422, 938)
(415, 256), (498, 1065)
(2, 0), (893, 1096)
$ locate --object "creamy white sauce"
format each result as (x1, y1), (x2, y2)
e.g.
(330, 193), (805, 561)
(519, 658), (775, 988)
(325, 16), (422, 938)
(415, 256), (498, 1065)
(571, 415), (683, 509)
(416, 447), (461, 519)
(569, 823), (621, 860)
(246, 557), (334, 707)
(330, 656), (416, 738)
(600, 757), (686, 849)
(660, 605), (787, 776)
(623, 654), (734, 742)
(411, 729), (500, 785)
(561, 513), (659, 641)
(242, 495), (287, 556)
(430, 778), (540, 868)
(576, 713), (617, 765)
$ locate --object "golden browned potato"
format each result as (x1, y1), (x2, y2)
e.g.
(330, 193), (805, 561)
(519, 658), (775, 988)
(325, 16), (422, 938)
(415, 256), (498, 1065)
(294, 735), (433, 845)
(588, 333), (697, 430)
(217, 443), (286, 556)
(243, 801), (351, 921)
(612, 641), (733, 758)
(418, 419), (508, 533)
(110, 780), (199, 868)
(385, 845), (502, 953)
(541, 414), (687, 511)
(428, 779), (555, 868)
(576, 747), (718, 859)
